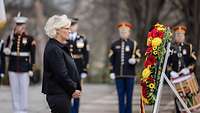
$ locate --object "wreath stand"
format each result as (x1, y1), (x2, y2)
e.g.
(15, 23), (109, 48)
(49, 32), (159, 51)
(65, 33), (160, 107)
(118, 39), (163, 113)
(152, 42), (191, 113)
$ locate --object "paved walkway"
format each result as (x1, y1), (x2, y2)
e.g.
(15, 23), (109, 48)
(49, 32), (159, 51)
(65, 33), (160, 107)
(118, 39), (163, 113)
(0, 84), (176, 113)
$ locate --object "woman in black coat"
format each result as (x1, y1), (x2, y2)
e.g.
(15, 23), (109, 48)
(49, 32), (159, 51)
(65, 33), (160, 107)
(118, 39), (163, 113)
(42, 15), (81, 113)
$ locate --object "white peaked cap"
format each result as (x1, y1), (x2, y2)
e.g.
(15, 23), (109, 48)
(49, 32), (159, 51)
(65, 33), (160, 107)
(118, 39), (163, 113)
(14, 12), (28, 24)
(44, 15), (71, 38)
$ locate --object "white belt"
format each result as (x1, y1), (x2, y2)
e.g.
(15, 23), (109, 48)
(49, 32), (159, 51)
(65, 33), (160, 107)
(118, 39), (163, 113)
(11, 52), (30, 57)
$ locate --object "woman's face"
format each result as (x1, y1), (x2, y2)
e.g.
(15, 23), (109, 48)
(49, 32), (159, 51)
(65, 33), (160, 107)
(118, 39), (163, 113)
(56, 25), (71, 40)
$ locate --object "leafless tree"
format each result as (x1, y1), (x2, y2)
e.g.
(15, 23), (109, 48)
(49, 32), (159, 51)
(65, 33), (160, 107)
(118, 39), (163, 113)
(125, 0), (184, 52)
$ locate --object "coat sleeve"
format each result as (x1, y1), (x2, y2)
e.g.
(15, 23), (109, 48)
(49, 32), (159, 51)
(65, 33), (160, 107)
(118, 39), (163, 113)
(82, 38), (89, 73)
(108, 43), (115, 73)
(0, 41), (5, 74)
(4, 35), (11, 48)
(132, 40), (141, 63)
(48, 48), (77, 94)
(188, 44), (196, 70)
(29, 36), (36, 70)
(166, 53), (173, 77)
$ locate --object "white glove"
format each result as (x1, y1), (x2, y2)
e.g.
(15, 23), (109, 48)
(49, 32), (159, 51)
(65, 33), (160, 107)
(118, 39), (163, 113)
(110, 73), (115, 80)
(3, 48), (11, 55)
(180, 68), (190, 75)
(170, 71), (179, 78)
(128, 58), (136, 65)
(81, 73), (87, 79)
(28, 71), (33, 77)
(0, 73), (4, 78)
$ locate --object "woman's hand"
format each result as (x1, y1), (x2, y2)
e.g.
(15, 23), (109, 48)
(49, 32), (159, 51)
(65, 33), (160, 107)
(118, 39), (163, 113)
(72, 90), (81, 98)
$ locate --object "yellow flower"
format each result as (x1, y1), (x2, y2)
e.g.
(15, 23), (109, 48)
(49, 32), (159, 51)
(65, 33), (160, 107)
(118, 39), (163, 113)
(143, 97), (149, 104)
(147, 37), (152, 46)
(155, 23), (163, 28)
(151, 37), (162, 47)
(153, 51), (158, 55)
(155, 23), (166, 31)
(157, 27), (166, 32)
(153, 47), (157, 50)
(148, 83), (155, 89)
(142, 67), (151, 79)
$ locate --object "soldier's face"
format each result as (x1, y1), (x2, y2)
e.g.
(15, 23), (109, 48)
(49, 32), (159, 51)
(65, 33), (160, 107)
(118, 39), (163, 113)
(15, 24), (26, 35)
(70, 24), (78, 32)
(175, 32), (185, 43)
(119, 27), (130, 39)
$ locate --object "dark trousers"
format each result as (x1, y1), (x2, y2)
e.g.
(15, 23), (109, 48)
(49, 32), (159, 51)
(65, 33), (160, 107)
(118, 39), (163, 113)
(115, 77), (135, 113)
(71, 98), (80, 113)
(46, 94), (71, 113)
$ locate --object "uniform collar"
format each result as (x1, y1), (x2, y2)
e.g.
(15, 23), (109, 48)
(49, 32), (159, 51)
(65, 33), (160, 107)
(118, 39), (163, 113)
(14, 33), (26, 37)
(175, 42), (185, 46)
(120, 38), (129, 42)
(69, 32), (78, 41)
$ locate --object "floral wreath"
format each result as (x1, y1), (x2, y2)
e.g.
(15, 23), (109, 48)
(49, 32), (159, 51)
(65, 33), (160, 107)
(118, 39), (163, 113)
(141, 23), (172, 105)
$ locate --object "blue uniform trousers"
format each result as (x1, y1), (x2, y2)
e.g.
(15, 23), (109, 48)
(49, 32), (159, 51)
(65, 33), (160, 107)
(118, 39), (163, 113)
(115, 77), (135, 113)
(71, 98), (80, 113)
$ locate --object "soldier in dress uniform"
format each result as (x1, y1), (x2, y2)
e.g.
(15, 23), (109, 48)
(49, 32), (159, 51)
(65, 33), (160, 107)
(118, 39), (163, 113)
(3, 12), (36, 113)
(167, 25), (197, 113)
(68, 18), (89, 113)
(108, 21), (141, 113)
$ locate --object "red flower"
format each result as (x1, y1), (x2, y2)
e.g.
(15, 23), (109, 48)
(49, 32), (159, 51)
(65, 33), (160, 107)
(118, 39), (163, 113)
(144, 54), (157, 67)
(145, 47), (153, 54)
(140, 80), (146, 86)
(151, 28), (164, 38)
(148, 32), (152, 38)
(147, 77), (155, 83)
(142, 86), (148, 98)
(158, 31), (164, 38)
